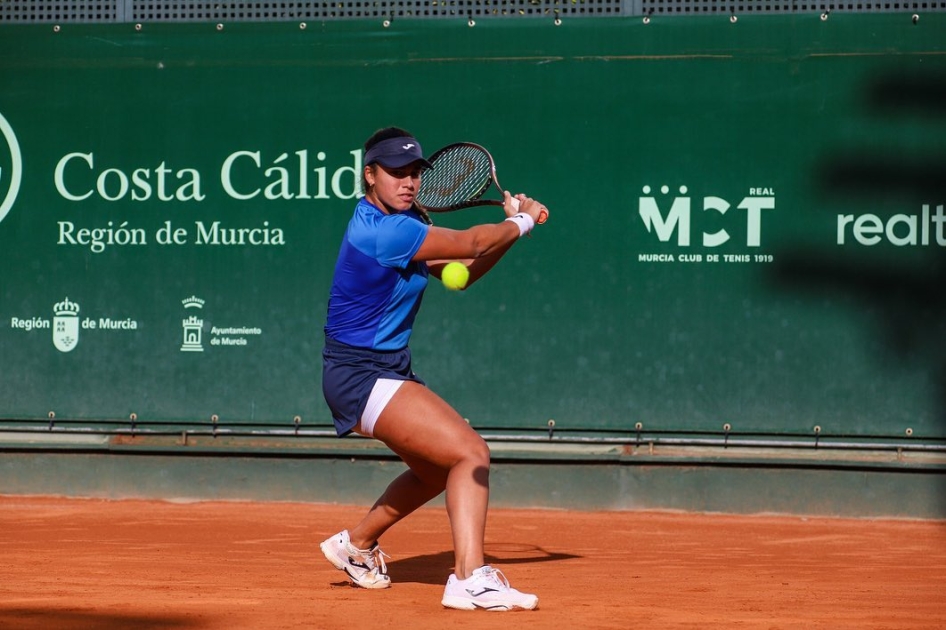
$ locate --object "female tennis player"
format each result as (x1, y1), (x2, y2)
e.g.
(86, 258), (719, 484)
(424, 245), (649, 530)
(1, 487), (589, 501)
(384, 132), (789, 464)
(319, 127), (547, 611)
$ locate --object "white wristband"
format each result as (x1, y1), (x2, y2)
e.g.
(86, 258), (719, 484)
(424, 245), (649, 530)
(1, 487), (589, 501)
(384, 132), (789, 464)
(504, 213), (535, 238)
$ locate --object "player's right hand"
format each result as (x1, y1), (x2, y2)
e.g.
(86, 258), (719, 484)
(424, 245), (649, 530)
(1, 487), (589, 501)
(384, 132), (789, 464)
(517, 195), (548, 225)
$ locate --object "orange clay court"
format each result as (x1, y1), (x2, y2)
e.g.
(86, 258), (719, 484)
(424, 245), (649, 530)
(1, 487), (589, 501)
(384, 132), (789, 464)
(0, 496), (945, 629)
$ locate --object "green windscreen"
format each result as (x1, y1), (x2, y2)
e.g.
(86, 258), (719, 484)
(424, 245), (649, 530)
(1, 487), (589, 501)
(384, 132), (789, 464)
(0, 15), (943, 442)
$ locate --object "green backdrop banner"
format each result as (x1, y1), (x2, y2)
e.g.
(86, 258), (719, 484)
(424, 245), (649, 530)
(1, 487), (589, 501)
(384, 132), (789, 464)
(1, 15), (943, 439)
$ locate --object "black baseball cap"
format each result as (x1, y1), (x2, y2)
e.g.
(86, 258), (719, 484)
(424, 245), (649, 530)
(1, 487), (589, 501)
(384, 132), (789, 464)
(364, 136), (432, 169)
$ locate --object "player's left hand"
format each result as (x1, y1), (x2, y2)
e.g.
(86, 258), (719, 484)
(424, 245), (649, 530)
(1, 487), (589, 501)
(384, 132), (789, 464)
(502, 191), (526, 218)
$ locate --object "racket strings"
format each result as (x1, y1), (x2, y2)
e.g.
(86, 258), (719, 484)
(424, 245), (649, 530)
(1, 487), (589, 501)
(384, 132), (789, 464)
(417, 145), (492, 208)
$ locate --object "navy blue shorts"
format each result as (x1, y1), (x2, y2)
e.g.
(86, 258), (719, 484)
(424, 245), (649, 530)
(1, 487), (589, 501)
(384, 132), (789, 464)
(322, 336), (425, 437)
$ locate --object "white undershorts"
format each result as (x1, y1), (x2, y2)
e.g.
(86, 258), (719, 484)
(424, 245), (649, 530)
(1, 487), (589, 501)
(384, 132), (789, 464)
(357, 378), (404, 437)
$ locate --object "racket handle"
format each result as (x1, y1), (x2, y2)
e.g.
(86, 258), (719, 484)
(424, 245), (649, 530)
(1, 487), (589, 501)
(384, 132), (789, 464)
(510, 197), (521, 211)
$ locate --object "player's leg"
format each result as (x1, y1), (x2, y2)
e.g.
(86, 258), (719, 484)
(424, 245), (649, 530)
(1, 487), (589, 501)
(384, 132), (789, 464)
(320, 377), (446, 590)
(367, 384), (538, 610)
(345, 447), (448, 550)
(356, 380), (491, 579)
(322, 445), (450, 589)
(321, 380), (536, 608)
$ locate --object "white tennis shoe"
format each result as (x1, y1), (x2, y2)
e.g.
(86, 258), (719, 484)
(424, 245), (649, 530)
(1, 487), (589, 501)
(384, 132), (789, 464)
(441, 565), (538, 611)
(320, 530), (391, 589)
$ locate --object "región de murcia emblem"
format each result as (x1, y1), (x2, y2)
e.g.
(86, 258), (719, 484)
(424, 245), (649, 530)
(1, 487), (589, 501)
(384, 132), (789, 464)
(53, 297), (80, 352)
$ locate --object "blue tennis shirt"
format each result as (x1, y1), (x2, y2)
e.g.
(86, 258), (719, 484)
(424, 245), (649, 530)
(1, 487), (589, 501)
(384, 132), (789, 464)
(324, 199), (430, 350)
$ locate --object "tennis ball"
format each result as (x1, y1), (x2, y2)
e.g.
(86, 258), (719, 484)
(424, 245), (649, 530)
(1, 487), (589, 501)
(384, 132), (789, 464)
(441, 262), (469, 291)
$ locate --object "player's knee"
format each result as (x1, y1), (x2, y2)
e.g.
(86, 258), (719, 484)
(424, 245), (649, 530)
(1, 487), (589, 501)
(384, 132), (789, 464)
(465, 435), (491, 468)
(459, 437), (490, 488)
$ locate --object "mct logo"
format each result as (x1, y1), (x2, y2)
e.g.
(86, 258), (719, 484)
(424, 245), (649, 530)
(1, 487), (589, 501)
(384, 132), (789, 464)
(639, 185), (775, 247)
(0, 111), (23, 225)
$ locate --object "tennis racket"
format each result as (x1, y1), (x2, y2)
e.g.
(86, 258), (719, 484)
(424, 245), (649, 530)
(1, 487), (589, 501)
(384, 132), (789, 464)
(414, 142), (548, 226)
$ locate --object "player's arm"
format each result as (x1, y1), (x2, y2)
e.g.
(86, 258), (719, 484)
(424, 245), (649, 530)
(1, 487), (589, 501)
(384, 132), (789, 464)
(419, 194), (545, 287)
